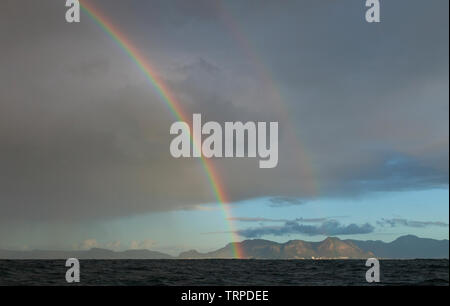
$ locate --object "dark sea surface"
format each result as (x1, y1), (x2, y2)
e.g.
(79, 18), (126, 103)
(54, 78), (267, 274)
(0, 259), (448, 286)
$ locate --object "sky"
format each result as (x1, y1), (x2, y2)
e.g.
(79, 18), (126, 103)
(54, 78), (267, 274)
(0, 0), (448, 255)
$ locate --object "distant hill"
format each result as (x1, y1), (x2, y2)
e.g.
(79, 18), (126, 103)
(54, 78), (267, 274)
(346, 235), (449, 259)
(1, 235), (448, 259)
(0, 248), (173, 259)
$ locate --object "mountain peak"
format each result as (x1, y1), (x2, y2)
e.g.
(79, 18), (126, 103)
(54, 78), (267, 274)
(395, 234), (419, 240)
(323, 237), (341, 242)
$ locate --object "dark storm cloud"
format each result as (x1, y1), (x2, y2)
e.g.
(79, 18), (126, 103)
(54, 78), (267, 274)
(377, 218), (449, 228)
(237, 220), (375, 238)
(69, 57), (110, 77)
(0, 0), (448, 224)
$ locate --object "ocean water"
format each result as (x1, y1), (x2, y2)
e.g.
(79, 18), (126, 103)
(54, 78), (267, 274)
(0, 259), (448, 286)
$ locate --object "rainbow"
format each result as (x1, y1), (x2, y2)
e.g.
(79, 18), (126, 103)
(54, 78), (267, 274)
(79, 1), (244, 258)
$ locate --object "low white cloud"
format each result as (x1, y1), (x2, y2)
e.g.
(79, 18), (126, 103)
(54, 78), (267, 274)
(79, 239), (99, 250)
(130, 239), (157, 250)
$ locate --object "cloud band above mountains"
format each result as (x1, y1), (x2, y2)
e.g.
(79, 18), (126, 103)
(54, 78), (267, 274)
(237, 220), (375, 238)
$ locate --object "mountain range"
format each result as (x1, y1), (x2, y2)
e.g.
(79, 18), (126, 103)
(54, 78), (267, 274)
(179, 235), (449, 259)
(0, 235), (448, 259)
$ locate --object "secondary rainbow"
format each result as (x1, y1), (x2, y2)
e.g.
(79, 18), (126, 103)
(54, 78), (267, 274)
(79, 0), (244, 258)
(217, 1), (320, 196)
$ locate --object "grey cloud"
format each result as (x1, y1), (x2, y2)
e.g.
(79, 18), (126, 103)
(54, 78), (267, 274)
(69, 57), (110, 77)
(237, 220), (375, 238)
(176, 58), (220, 76)
(377, 218), (449, 228)
(269, 197), (305, 207)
